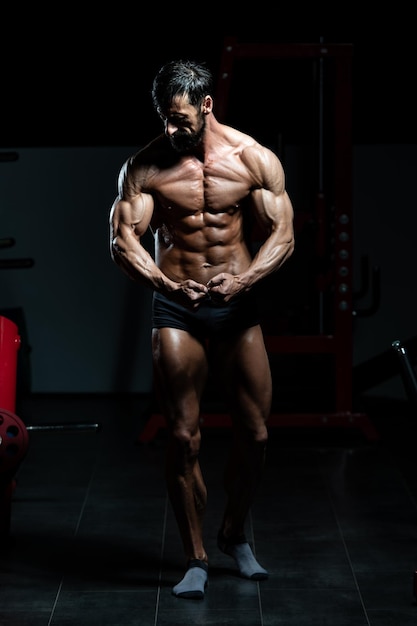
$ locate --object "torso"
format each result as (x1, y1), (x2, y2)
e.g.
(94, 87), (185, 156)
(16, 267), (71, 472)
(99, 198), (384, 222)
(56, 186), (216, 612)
(141, 134), (259, 283)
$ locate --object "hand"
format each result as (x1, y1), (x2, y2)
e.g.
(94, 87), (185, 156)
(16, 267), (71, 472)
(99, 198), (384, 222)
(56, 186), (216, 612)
(170, 279), (209, 310)
(206, 273), (242, 304)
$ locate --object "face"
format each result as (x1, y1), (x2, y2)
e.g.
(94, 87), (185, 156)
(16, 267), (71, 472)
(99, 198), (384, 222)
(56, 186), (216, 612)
(158, 94), (207, 154)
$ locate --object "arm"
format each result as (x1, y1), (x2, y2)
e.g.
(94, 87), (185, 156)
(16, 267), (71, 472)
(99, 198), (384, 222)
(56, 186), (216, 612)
(208, 146), (295, 299)
(108, 158), (169, 290)
(110, 195), (167, 291)
(109, 160), (209, 306)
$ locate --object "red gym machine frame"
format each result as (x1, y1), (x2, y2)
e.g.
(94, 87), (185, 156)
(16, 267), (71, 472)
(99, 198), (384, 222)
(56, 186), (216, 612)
(139, 38), (378, 443)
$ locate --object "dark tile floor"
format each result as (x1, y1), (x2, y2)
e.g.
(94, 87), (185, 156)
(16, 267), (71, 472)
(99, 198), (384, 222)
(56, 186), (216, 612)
(2, 393), (417, 625)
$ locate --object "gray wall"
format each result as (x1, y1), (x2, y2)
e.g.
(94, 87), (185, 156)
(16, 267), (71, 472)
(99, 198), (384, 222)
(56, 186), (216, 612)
(0, 147), (153, 394)
(1, 145), (416, 397)
(352, 144), (417, 398)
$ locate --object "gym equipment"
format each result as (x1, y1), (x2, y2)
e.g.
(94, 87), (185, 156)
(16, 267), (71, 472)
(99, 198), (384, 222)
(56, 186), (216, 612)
(0, 235), (34, 271)
(0, 315), (100, 535)
(0, 315), (21, 414)
(0, 408), (29, 481)
(391, 339), (417, 604)
(0, 156), (101, 532)
(391, 339), (417, 410)
(0, 315), (27, 534)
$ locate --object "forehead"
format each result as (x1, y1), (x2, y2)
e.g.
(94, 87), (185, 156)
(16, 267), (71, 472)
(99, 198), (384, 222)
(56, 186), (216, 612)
(163, 94), (195, 116)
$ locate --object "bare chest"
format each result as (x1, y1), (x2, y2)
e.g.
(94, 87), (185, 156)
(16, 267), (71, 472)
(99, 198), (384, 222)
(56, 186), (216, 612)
(153, 157), (253, 213)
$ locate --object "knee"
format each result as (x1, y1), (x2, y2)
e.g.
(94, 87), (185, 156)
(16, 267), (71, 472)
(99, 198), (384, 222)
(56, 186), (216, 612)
(171, 425), (202, 459)
(254, 424), (268, 447)
(244, 417), (268, 447)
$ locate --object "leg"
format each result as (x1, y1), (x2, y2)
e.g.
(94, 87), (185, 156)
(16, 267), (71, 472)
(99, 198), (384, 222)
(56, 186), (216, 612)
(152, 327), (209, 598)
(214, 325), (271, 580)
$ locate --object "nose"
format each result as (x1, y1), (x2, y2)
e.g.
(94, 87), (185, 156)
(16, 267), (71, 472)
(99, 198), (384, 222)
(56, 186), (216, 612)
(165, 120), (178, 136)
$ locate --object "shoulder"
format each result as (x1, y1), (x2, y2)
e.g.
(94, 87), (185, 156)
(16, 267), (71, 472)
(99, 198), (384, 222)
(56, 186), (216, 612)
(241, 141), (281, 171)
(220, 123), (280, 166)
(119, 135), (179, 194)
(237, 134), (284, 191)
(210, 119), (287, 196)
(128, 134), (178, 171)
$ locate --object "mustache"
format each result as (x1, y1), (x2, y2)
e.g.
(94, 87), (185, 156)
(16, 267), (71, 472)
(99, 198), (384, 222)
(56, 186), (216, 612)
(170, 129), (203, 153)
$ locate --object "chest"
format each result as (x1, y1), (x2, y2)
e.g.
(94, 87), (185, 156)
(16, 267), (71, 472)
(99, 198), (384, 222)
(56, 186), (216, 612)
(153, 156), (254, 212)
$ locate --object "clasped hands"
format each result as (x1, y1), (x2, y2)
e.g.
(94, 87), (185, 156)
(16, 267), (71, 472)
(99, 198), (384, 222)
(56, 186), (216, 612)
(174, 273), (242, 309)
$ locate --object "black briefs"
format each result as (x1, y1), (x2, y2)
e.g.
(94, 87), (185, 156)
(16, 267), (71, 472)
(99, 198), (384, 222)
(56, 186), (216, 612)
(152, 291), (260, 341)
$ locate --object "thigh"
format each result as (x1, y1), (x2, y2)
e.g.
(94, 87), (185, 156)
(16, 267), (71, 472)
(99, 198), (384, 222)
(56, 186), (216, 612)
(152, 327), (208, 427)
(213, 325), (272, 428)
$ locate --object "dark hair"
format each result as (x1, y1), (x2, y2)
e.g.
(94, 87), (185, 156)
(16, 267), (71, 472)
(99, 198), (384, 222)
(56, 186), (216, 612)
(151, 60), (213, 114)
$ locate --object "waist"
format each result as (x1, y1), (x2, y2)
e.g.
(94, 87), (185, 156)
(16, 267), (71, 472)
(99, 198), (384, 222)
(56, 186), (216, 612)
(157, 245), (252, 284)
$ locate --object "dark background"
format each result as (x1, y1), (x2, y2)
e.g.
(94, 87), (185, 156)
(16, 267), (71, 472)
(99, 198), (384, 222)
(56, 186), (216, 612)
(2, 15), (416, 148)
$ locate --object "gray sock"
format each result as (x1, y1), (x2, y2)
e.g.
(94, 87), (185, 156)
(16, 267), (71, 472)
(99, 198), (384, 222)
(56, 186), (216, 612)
(218, 532), (268, 580)
(172, 559), (208, 599)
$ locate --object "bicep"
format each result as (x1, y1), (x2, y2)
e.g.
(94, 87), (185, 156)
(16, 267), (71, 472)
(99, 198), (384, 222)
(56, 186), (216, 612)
(110, 192), (154, 244)
(246, 145), (294, 230)
(250, 187), (294, 238)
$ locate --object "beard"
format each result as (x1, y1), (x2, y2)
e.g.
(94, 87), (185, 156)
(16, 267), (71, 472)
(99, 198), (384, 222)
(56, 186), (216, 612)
(169, 117), (206, 154)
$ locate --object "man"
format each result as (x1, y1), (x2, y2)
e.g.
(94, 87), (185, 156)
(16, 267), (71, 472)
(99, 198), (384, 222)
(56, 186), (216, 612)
(109, 59), (295, 599)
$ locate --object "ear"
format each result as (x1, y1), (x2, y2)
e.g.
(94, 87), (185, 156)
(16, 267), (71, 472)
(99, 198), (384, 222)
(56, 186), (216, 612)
(202, 95), (213, 115)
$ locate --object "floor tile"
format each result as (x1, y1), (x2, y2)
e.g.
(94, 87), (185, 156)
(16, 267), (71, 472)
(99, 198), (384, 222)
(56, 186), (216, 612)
(3, 393), (417, 625)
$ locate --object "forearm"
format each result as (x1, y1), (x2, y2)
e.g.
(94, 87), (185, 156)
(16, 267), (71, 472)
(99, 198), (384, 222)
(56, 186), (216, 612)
(111, 240), (177, 293)
(240, 184), (295, 290)
(239, 229), (295, 290)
